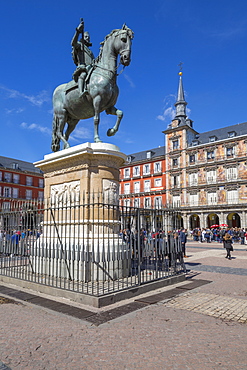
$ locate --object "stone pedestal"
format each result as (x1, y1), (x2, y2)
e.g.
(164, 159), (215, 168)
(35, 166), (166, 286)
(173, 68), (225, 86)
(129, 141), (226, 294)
(33, 143), (130, 281)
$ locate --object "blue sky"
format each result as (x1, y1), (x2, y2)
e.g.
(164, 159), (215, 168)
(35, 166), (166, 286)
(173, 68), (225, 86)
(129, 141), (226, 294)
(1, 0), (247, 162)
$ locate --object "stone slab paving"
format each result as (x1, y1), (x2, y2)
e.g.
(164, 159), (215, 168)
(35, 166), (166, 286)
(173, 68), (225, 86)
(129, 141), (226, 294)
(0, 241), (247, 369)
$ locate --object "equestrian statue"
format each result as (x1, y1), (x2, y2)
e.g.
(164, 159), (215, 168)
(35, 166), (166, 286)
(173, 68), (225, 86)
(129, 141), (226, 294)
(51, 19), (134, 152)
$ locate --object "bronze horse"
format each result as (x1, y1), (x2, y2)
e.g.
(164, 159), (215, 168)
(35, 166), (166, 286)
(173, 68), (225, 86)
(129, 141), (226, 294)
(51, 25), (134, 152)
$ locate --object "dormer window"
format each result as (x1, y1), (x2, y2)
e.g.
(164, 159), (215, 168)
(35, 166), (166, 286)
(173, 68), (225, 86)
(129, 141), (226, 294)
(209, 136), (217, 142)
(127, 156), (132, 163)
(228, 131), (236, 138)
(11, 163), (19, 169)
(146, 151), (152, 159)
(192, 140), (199, 146)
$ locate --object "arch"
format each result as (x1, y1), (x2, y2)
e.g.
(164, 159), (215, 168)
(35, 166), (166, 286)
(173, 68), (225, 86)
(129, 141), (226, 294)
(207, 213), (219, 228)
(172, 214), (184, 230)
(227, 212), (241, 228)
(189, 214), (200, 230)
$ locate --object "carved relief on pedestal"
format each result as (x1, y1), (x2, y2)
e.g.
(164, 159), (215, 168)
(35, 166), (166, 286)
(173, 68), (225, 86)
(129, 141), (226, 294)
(50, 180), (80, 205)
(103, 179), (119, 205)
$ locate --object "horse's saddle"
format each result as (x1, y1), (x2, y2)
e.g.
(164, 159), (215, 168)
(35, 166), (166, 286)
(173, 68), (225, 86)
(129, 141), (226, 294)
(65, 80), (78, 94)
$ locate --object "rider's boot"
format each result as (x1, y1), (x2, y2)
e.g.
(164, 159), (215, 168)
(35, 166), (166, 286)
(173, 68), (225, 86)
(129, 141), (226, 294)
(78, 76), (88, 98)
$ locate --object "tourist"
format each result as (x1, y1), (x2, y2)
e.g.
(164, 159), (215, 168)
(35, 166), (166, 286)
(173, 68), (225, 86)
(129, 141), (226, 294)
(223, 233), (233, 260)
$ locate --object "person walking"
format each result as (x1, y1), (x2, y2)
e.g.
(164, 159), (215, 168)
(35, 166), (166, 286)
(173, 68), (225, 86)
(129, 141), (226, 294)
(179, 228), (188, 258)
(223, 233), (233, 260)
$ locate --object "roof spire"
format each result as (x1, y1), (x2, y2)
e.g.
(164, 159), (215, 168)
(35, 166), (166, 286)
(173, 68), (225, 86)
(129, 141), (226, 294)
(174, 63), (187, 119)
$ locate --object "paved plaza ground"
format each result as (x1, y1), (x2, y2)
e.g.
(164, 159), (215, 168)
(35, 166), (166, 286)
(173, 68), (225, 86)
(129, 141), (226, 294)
(0, 239), (247, 369)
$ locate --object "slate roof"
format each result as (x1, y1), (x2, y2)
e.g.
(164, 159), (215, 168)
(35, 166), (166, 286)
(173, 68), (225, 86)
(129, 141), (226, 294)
(189, 121), (247, 146)
(126, 146), (165, 164)
(0, 155), (42, 174)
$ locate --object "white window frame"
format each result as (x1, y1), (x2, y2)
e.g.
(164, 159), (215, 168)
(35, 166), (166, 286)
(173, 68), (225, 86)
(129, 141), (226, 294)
(172, 195), (180, 207)
(124, 168), (130, 179)
(144, 180), (150, 192)
(226, 167), (237, 181)
(154, 162), (161, 173)
(4, 187), (11, 197)
(189, 193), (198, 206)
(26, 176), (33, 186)
(133, 166), (140, 177)
(13, 174), (20, 184)
(227, 190), (238, 204)
(134, 198), (140, 207)
(207, 192), (217, 205)
(12, 188), (19, 199)
(154, 196), (162, 209)
(143, 164), (150, 175)
(154, 178), (162, 187)
(124, 183), (130, 195)
(26, 189), (32, 200)
(206, 170), (216, 184)
(189, 173), (198, 186)
(134, 181), (140, 193)
(144, 197), (151, 208)
(4, 173), (12, 183)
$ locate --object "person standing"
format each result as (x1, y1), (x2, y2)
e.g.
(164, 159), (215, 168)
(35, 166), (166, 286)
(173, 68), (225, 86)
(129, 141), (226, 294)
(223, 233), (233, 260)
(179, 228), (188, 258)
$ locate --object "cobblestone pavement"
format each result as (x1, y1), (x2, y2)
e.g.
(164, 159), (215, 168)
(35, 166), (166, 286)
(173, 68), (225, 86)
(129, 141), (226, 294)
(0, 240), (247, 369)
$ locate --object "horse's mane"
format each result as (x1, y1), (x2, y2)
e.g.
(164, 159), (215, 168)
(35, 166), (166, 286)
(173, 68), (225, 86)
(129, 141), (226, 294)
(95, 25), (134, 64)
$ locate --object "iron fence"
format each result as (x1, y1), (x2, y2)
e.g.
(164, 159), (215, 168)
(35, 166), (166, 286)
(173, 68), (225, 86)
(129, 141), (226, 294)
(0, 197), (185, 297)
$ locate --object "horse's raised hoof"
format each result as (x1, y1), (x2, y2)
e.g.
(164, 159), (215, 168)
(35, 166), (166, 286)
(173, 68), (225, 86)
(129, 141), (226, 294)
(107, 128), (116, 137)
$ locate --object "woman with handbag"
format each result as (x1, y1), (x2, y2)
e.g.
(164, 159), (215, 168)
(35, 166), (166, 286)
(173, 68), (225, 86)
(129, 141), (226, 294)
(223, 233), (233, 260)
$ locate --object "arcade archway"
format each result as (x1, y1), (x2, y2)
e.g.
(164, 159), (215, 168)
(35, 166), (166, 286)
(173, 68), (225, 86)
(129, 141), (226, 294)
(227, 213), (241, 228)
(207, 213), (219, 228)
(190, 214), (200, 230)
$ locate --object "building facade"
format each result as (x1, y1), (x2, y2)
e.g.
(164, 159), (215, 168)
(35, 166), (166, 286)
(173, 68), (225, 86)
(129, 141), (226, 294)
(120, 72), (247, 230)
(0, 156), (44, 208)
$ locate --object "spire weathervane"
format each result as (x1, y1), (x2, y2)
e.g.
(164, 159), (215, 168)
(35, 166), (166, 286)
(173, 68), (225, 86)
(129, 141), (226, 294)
(178, 61), (183, 75)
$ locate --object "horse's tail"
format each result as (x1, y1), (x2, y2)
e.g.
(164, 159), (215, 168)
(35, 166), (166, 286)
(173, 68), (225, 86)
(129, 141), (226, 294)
(51, 113), (60, 152)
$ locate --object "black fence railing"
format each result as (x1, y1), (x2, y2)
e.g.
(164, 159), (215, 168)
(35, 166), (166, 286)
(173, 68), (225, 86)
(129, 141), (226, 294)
(0, 198), (185, 297)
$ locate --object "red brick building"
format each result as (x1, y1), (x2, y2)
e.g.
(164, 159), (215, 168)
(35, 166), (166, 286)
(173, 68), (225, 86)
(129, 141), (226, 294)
(0, 156), (44, 207)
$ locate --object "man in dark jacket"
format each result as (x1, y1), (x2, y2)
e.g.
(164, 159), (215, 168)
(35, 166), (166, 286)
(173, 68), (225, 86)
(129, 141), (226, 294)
(179, 229), (188, 258)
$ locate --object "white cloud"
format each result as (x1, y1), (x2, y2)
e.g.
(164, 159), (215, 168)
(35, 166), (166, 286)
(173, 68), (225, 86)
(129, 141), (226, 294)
(0, 85), (50, 106)
(20, 122), (51, 135)
(123, 73), (135, 88)
(70, 126), (92, 141)
(157, 94), (176, 122)
(5, 107), (25, 114)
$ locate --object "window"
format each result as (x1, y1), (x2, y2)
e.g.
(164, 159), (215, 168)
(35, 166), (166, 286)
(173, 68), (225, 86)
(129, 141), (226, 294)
(145, 197), (151, 208)
(124, 168), (130, 178)
(4, 187), (11, 197)
(189, 154), (195, 163)
(172, 195), (180, 207)
(172, 140), (179, 150)
(207, 150), (215, 160)
(0, 172), (2, 181)
(172, 158), (178, 167)
(154, 162), (161, 173)
(133, 166), (140, 177)
(226, 167), (237, 180)
(124, 199), (130, 207)
(228, 131), (236, 138)
(26, 189), (32, 200)
(39, 178), (44, 188)
(173, 175), (180, 187)
(206, 170), (216, 184)
(154, 197), (162, 209)
(13, 174), (20, 184)
(38, 191), (44, 200)
(0, 186), (1, 196)
(134, 182), (140, 193)
(146, 151), (152, 159)
(11, 163), (19, 169)
(226, 147), (234, 157)
(209, 136), (217, 142)
(3, 202), (10, 210)
(144, 180), (150, 192)
(189, 194), (198, 206)
(154, 178), (162, 187)
(124, 183), (130, 194)
(143, 164), (150, 175)
(4, 173), (12, 182)
(26, 176), (33, 186)
(207, 192), (217, 205)
(192, 140), (199, 146)
(189, 173), (198, 186)
(12, 188), (19, 199)
(227, 190), (238, 204)
(134, 198), (140, 207)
